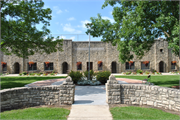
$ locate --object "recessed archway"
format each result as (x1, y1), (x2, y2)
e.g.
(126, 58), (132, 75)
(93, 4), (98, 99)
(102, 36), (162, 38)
(62, 62), (68, 74)
(159, 61), (164, 72)
(111, 61), (117, 73)
(14, 62), (20, 74)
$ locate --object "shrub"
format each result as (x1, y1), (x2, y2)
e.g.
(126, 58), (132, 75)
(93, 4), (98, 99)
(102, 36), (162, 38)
(68, 70), (83, 84)
(22, 72), (27, 75)
(29, 73), (35, 76)
(126, 72), (131, 75)
(96, 71), (111, 84)
(145, 71), (149, 74)
(50, 73), (55, 76)
(136, 69), (143, 74)
(83, 70), (94, 80)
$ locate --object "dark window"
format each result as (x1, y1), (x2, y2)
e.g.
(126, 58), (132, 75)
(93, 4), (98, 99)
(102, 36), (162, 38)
(141, 62), (150, 69)
(28, 63), (37, 71)
(171, 62), (175, 69)
(44, 63), (53, 70)
(160, 49), (163, 52)
(98, 62), (103, 70)
(77, 62), (82, 70)
(2, 64), (7, 71)
(126, 62), (135, 70)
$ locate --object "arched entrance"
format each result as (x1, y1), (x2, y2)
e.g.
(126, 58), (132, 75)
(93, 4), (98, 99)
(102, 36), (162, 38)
(111, 61), (117, 73)
(159, 61), (164, 72)
(14, 62), (20, 74)
(62, 62), (68, 74)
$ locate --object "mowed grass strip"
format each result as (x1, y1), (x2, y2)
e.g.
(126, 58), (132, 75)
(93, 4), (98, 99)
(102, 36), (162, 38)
(115, 75), (180, 88)
(0, 107), (70, 120)
(110, 106), (180, 120)
(0, 76), (67, 90)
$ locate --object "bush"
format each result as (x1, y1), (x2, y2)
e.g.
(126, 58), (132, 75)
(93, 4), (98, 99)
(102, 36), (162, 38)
(136, 69), (143, 74)
(83, 70), (94, 80)
(96, 71), (111, 84)
(68, 70), (83, 84)
(22, 72), (27, 75)
(145, 71), (149, 74)
(29, 73), (35, 76)
(126, 72), (131, 75)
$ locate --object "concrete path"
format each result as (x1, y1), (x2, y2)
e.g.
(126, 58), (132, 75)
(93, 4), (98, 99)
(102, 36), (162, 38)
(67, 105), (112, 120)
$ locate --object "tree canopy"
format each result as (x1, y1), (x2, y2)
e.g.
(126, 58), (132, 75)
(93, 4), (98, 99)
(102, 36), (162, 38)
(85, 0), (179, 63)
(1, 0), (63, 58)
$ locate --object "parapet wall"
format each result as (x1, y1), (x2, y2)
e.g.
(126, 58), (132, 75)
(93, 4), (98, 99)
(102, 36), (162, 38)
(106, 75), (180, 112)
(1, 76), (75, 111)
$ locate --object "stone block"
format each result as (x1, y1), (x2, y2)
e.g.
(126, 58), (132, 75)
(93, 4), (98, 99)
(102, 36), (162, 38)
(66, 76), (72, 82)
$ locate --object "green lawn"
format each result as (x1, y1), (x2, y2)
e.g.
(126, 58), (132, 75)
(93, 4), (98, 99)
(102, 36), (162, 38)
(115, 75), (180, 88)
(0, 107), (70, 120)
(110, 106), (180, 120)
(0, 76), (67, 90)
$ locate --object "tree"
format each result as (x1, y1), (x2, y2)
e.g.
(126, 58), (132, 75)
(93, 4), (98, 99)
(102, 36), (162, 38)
(1, 0), (63, 58)
(85, 0), (179, 63)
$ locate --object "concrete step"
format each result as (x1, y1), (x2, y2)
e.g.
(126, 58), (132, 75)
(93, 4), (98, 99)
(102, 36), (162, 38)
(67, 105), (112, 120)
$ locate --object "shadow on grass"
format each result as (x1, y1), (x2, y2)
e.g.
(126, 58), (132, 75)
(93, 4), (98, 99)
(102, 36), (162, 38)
(0, 76), (66, 90)
(1, 82), (30, 90)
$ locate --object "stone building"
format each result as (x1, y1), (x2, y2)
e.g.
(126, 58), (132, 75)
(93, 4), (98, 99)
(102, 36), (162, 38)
(0, 38), (179, 74)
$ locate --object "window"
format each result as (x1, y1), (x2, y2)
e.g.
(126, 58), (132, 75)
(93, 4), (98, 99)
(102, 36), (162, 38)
(44, 62), (53, 70)
(171, 62), (176, 69)
(98, 61), (103, 70)
(160, 49), (163, 52)
(141, 61), (150, 69)
(2, 64), (7, 71)
(77, 62), (82, 70)
(28, 63), (37, 71)
(126, 62), (135, 70)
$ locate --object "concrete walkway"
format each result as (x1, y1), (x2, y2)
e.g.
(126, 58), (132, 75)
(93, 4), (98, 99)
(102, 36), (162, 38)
(67, 105), (112, 120)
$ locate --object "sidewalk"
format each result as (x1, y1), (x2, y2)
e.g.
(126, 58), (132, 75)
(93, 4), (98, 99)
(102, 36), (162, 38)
(67, 105), (112, 120)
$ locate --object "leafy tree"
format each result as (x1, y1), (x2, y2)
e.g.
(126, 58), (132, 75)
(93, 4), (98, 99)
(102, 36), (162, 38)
(1, 0), (63, 58)
(85, 0), (179, 63)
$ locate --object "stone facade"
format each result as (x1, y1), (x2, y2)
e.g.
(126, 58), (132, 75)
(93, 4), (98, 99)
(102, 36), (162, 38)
(1, 38), (179, 74)
(106, 75), (180, 112)
(0, 76), (75, 111)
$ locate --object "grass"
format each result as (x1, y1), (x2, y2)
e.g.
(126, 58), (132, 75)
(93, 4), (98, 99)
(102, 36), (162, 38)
(0, 76), (67, 90)
(115, 75), (180, 88)
(0, 107), (70, 120)
(110, 106), (180, 120)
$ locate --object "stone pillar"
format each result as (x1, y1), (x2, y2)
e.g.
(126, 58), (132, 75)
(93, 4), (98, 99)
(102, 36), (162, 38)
(59, 76), (75, 105)
(106, 74), (121, 104)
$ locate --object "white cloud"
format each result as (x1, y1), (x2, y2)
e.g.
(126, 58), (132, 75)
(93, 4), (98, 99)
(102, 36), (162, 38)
(65, 9), (69, 12)
(53, 6), (62, 14)
(63, 23), (82, 34)
(70, 36), (75, 40)
(110, 11), (112, 15)
(102, 16), (115, 23)
(67, 17), (75, 21)
(81, 20), (91, 28)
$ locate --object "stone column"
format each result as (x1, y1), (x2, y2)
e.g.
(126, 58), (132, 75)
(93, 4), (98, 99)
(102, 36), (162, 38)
(106, 74), (121, 104)
(59, 76), (75, 105)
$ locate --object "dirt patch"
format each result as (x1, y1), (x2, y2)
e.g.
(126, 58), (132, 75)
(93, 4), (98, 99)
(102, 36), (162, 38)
(109, 104), (180, 116)
(171, 86), (180, 89)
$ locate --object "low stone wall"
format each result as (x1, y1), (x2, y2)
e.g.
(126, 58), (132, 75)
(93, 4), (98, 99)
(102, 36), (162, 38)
(106, 75), (180, 112)
(1, 76), (75, 111)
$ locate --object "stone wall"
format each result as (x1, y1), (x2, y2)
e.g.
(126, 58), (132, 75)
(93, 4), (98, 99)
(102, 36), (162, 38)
(1, 76), (75, 111)
(106, 75), (180, 112)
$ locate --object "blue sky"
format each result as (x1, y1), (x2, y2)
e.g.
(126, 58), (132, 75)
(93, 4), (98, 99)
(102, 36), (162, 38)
(36, 0), (117, 41)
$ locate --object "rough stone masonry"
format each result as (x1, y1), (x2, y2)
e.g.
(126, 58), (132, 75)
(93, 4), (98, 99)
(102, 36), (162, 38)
(0, 76), (75, 111)
(106, 75), (180, 112)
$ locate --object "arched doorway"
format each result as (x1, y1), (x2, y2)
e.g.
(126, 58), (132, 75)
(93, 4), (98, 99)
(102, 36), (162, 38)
(111, 61), (117, 73)
(159, 61), (164, 72)
(14, 62), (20, 74)
(62, 62), (68, 74)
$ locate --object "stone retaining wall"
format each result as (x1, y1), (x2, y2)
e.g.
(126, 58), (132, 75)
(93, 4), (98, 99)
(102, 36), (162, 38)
(106, 75), (180, 112)
(1, 76), (75, 111)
